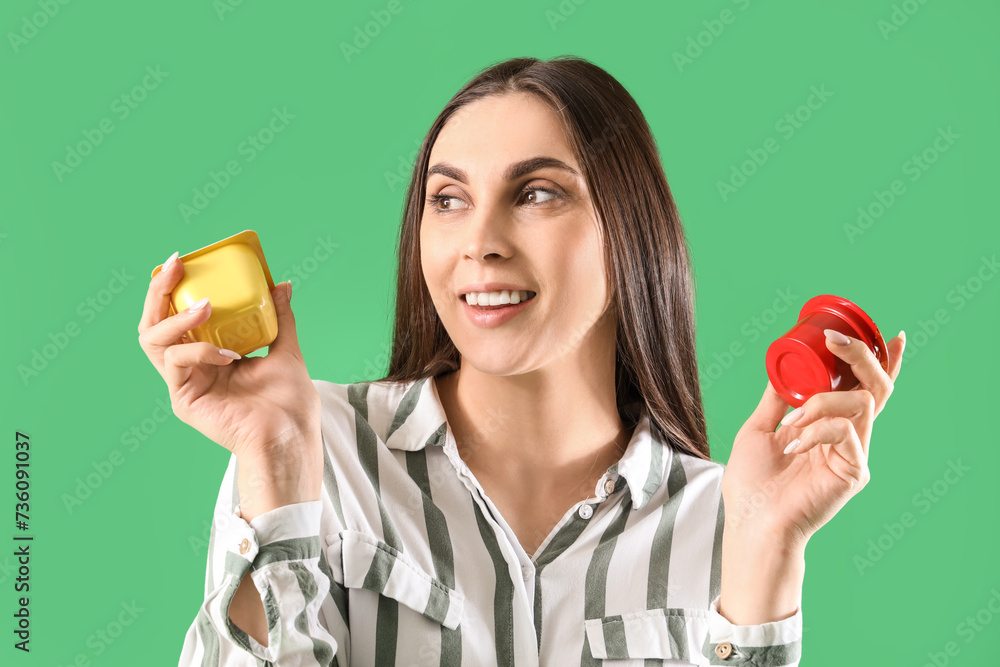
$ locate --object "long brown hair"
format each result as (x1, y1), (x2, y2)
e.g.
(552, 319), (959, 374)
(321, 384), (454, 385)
(376, 55), (710, 461)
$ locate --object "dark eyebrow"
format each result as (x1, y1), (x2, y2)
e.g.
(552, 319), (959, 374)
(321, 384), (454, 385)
(426, 156), (580, 184)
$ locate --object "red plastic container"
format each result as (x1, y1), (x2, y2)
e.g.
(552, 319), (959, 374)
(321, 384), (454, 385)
(766, 295), (888, 408)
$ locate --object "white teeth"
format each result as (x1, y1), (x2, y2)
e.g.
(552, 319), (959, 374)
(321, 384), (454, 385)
(464, 290), (532, 305)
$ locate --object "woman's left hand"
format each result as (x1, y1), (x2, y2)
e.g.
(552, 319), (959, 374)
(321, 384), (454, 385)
(721, 328), (907, 552)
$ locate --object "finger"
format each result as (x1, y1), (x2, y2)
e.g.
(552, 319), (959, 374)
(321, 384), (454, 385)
(138, 252), (183, 334)
(743, 380), (793, 433)
(778, 388), (876, 455)
(783, 416), (868, 489)
(265, 281), (302, 359)
(138, 298), (214, 374)
(163, 341), (240, 390)
(823, 329), (894, 414)
(886, 330), (906, 382)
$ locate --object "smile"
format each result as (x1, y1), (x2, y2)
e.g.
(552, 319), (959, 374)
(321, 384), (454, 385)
(460, 291), (537, 328)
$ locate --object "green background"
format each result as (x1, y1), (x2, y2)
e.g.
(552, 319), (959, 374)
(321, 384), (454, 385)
(1, 0), (997, 664)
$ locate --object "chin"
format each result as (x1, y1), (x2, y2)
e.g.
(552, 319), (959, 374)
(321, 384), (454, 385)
(454, 342), (532, 378)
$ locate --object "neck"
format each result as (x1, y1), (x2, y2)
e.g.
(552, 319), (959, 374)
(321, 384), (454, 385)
(435, 337), (632, 503)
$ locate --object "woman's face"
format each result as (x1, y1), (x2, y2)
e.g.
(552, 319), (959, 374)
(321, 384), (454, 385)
(420, 92), (614, 377)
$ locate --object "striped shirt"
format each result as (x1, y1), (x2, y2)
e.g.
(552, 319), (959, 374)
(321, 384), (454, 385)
(178, 375), (803, 666)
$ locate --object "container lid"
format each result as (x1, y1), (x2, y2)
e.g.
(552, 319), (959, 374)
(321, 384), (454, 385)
(800, 294), (888, 373)
(150, 229), (274, 288)
(766, 294), (888, 407)
(767, 336), (829, 408)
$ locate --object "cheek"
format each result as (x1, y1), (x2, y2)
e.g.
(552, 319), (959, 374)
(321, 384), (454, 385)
(420, 225), (451, 307)
(543, 226), (608, 318)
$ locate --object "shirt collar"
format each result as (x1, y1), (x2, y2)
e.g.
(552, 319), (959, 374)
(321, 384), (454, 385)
(379, 375), (672, 511)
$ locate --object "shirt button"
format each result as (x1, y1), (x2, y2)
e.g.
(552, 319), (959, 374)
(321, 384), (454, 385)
(578, 504), (594, 520)
(603, 478), (616, 496)
(239, 538), (251, 555)
(521, 564), (533, 580)
(715, 641), (733, 659)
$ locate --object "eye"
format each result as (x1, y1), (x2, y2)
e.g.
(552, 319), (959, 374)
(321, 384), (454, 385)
(520, 187), (559, 205)
(425, 193), (469, 211)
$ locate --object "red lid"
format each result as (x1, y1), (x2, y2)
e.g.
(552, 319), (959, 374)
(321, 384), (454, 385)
(766, 295), (887, 407)
(800, 295), (888, 372)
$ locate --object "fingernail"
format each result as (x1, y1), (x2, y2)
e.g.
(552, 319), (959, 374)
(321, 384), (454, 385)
(899, 329), (906, 341)
(783, 438), (801, 455)
(219, 348), (241, 360)
(188, 297), (210, 312)
(286, 279), (292, 302)
(824, 328), (851, 345)
(163, 251), (179, 272)
(780, 406), (805, 426)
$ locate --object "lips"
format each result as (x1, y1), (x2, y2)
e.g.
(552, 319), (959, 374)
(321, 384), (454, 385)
(459, 290), (537, 328)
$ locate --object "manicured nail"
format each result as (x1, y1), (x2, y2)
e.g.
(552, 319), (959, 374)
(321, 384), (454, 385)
(783, 438), (801, 455)
(780, 406), (805, 426)
(286, 279), (292, 302)
(188, 297), (210, 312)
(163, 251), (179, 272)
(898, 329), (906, 341)
(824, 328), (851, 345)
(219, 348), (241, 360)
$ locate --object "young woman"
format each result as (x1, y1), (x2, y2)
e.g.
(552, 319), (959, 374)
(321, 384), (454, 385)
(140, 56), (905, 666)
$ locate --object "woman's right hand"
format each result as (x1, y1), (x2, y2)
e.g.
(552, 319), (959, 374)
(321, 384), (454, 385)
(137, 252), (323, 514)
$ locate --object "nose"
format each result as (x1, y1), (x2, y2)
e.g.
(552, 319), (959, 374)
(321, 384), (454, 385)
(462, 203), (513, 262)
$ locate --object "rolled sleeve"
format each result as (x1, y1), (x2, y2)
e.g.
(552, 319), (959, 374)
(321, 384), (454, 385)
(701, 594), (802, 666)
(179, 454), (347, 666)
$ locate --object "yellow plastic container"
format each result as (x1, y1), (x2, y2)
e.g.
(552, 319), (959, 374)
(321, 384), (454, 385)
(150, 230), (278, 356)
